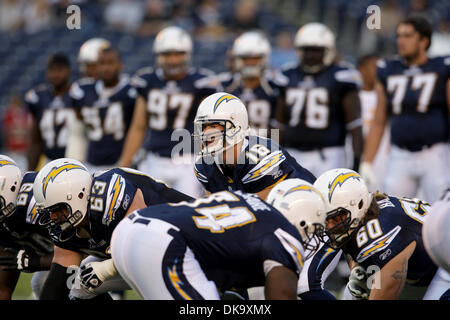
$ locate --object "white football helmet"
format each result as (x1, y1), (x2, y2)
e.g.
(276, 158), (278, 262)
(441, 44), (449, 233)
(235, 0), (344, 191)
(0, 155), (22, 222)
(78, 38), (111, 77)
(153, 26), (193, 76)
(294, 23), (336, 73)
(267, 178), (326, 257)
(33, 158), (92, 241)
(313, 168), (372, 248)
(193, 92), (249, 159)
(232, 31), (271, 78)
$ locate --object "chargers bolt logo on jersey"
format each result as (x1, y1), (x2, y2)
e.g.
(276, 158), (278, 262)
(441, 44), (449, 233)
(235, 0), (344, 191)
(42, 163), (87, 198)
(213, 94), (238, 113)
(328, 172), (361, 202)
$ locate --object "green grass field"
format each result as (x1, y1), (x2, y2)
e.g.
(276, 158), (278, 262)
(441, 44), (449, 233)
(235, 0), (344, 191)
(12, 273), (142, 300)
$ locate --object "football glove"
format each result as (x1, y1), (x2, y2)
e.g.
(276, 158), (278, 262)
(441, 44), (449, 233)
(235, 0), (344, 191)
(0, 249), (41, 273)
(79, 259), (117, 292)
(347, 266), (369, 299)
(359, 161), (377, 188)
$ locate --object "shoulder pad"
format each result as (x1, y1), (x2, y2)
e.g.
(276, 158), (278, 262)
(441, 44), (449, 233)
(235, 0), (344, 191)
(69, 82), (85, 99)
(376, 59), (387, 68)
(198, 67), (215, 77)
(334, 68), (362, 86)
(265, 69), (289, 86)
(280, 61), (298, 72)
(443, 56), (450, 66)
(24, 88), (39, 104)
(194, 73), (223, 89)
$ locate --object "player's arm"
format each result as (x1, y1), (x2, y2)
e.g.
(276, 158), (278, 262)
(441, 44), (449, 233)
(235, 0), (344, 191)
(27, 119), (42, 171)
(0, 247), (20, 300)
(65, 110), (88, 161)
(368, 241), (416, 300)
(342, 90), (364, 171)
(264, 265), (298, 300)
(118, 95), (148, 167)
(124, 188), (146, 217)
(40, 245), (83, 300)
(362, 81), (387, 164)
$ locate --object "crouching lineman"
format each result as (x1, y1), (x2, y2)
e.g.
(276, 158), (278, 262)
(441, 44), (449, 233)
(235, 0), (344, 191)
(266, 178), (342, 300)
(193, 92), (316, 201)
(313, 168), (449, 299)
(108, 188), (307, 299)
(33, 158), (193, 300)
(0, 155), (54, 299)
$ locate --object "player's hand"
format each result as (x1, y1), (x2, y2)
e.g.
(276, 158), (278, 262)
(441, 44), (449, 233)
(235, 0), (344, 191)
(358, 161), (377, 187)
(79, 259), (117, 293)
(79, 262), (104, 292)
(347, 266), (369, 299)
(0, 248), (41, 273)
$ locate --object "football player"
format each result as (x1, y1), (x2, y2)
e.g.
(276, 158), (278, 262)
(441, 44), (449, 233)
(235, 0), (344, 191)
(25, 54), (75, 171)
(68, 47), (137, 172)
(209, 31), (286, 137)
(0, 155), (54, 300)
(109, 189), (304, 299)
(277, 23), (364, 177)
(193, 92), (316, 201)
(360, 16), (450, 203)
(266, 178), (342, 300)
(33, 158), (193, 300)
(119, 26), (217, 197)
(65, 38), (112, 163)
(313, 168), (449, 300)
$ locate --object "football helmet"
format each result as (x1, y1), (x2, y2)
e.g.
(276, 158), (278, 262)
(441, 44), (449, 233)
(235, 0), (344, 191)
(33, 158), (92, 242)
(232, 31), (271, 78)
(294, 23), (336, 73)
(153, 26), (193, 76)
(313, 168), (372, 249)
(267, 178), (326, 258)
(78, 38), (111, 76)
(193, 92), (249, 158)
(0, 155), (22, 223)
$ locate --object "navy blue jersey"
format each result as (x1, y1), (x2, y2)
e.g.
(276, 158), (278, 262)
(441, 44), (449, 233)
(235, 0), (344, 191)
(24, 84), (75, 160)
(194, 135), (316, 194)
(0, 172), (53, 256)
(280, 63), (361, 150)
(69, 76), (137, 165)
(377, 56), (450, 151)
(131, 67), (217, 157)
(132, 190), (304, 291)
(211, 70), (287, 131)
(52, 168), (194, 258)
(345, 195), (437, 286)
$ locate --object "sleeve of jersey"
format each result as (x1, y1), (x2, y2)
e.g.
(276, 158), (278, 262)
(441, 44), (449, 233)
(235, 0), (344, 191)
(68, 82), (84, 110)
(376, 59), (388, 86)
(101, 174), (137, 231)
(355, 225), (415, 271)
(241, 150), (293, 193)
(130, 71), (149, 99)
(261, 228), (305, 277)
(334, 68), (362, 95)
